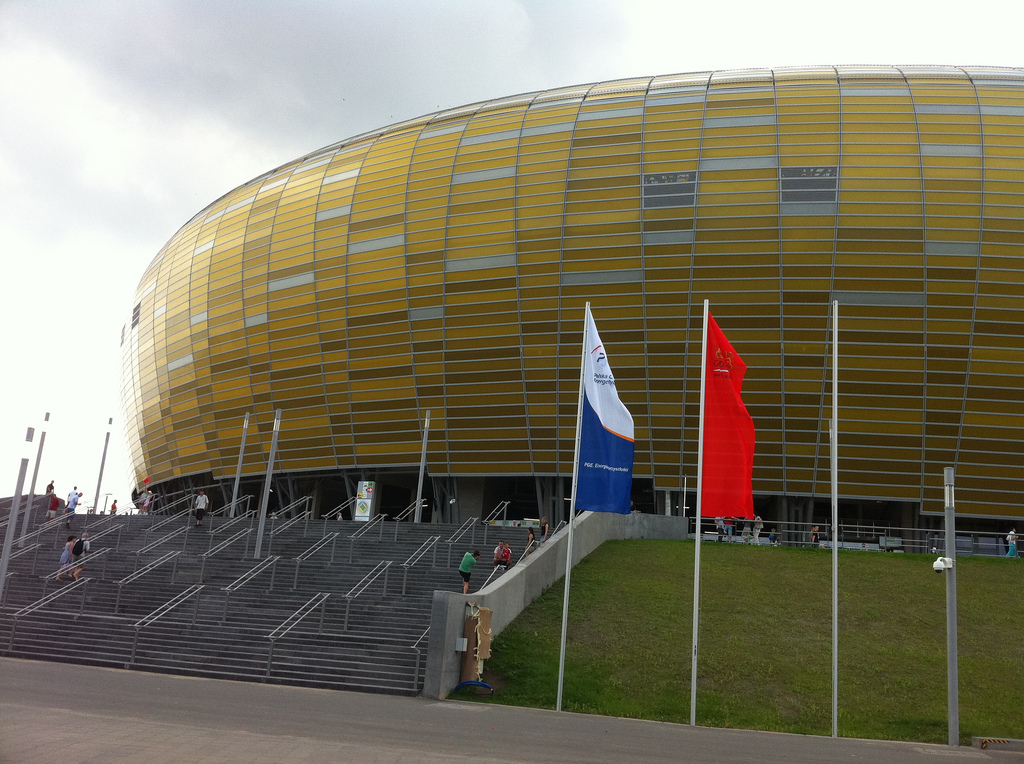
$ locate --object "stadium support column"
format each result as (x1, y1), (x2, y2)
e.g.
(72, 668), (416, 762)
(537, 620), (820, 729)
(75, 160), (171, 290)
(230, 412), (250, 518)
(414, 411), (430, 523)
(253, 410), (282, 559)
(89, 418), (113, 529)
(943, 467), (959, 747)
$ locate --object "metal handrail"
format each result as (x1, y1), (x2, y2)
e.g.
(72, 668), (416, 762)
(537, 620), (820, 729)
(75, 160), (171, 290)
(271, 496), (311, 521)
(114, 551), (181, 613)
(322, 498), (356, 530)
(445, 517), (477, 544)
(133, 526), (190, 570)
(207, 510), (255, 548)
(480, 564), (504, 590)
(224, 556), (281, 593)
(350, 513), (387, 539)
(482, 500), (510, 524)
(4, 542), (44, 581)
(198, 529), (253, 582)
(291, 533), (340, 589)
(517, 539), (536, 564)
(268, 510), (311, 554)
(342, 561), (391, 630)
(144, 507), (192, 538)
(410, 626), (430, 692)
(145, 493), (192, 517)
(216, 494), (252, 519)
(553, 519), (567, 534)
(444, 517), (478, 566)
(13, 516), (63, 546)
(80, 510), (119, 534)
(348, 514), (387, 562)
(392, 501), (428, 540)
(129, 585), (205, 665)
(265, 592), (331, 677)
(221, 555), (281, 623)
(8, 578), (92, 650)
(400, 536), (440, 595)
(41, 548), (112, 590)
(480, 501), (511, 546)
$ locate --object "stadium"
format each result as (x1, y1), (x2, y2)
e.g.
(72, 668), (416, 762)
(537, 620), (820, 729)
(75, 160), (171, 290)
(120, 65), (1024, 531)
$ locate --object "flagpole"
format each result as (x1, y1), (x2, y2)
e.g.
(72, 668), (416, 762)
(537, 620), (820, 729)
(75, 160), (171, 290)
(556, 301), (590, 712)
(831, 298), (839, 738)
(690, 298), (710, 726)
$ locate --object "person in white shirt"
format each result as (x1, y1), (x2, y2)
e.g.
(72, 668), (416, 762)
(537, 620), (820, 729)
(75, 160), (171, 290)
(194, 489), (210, 527)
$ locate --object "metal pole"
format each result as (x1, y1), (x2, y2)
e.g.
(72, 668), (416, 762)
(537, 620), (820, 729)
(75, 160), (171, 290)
(20, 413), (49, 545)
(253, 410), (282, 559)
(230, 412), (250, 518)
(414, 411), (430, 523)
(690, 299), (709, 727)
(92, 418), (113, 536)
(556, 302), (590, 712)
(943, 466), (959, 747)
(0, 428), (34, 605)
(831, 299), (839, 739)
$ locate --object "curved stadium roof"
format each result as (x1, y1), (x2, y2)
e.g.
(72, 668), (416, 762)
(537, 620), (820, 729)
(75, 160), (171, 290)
(122, 65), (1024, 519)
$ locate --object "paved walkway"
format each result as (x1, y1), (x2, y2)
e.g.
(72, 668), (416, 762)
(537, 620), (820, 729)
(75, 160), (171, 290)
(0, 658), (1000, 763)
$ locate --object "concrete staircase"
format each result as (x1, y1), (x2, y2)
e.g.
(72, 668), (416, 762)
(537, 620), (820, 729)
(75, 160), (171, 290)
(0, 506), (528, 695)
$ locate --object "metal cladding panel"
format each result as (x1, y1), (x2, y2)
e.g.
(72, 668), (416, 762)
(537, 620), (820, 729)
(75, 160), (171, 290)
(121, 66), (1024, 518)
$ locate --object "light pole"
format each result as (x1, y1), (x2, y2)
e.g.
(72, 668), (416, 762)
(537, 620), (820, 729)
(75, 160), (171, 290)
(19, 412), (49, 545)
(0, 427), (34, 605)
(942, 466), (959, 747)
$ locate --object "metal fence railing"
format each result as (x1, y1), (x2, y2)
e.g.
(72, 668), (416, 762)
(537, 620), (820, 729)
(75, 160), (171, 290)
(265, 592), (330, 677)
(342, 561), (392, 630)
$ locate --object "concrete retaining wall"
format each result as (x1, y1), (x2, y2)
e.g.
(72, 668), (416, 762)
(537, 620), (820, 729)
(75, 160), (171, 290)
(422, 512), (686, 698)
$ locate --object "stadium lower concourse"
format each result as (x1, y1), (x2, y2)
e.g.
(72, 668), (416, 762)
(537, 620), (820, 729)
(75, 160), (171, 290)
(121, 65), (1024, 532)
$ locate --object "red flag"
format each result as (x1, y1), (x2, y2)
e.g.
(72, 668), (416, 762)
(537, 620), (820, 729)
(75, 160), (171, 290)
(701, 314), (755, 518)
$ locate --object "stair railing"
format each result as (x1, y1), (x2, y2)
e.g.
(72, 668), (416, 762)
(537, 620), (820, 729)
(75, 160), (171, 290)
(347, 513), (387, 563)
(128, 585), (205, 665)
(7, 578), (92, 652)
(291, 533), (340, 589)
(143, 505), (193, 542)
(444, 517), (478, 567)
(322, 497), (356, 532)
(207, 510), (255, 551)
(12, 516), (62, 549)
(400, 536), (440, 595)
(39, 548), (112, 595)
(410, 626), (430, 692)
(267, 509), (311, 554)
(265, 592), (330, 678)
(114, 550), (181, 613)
(133, 526), (189, 571)
(391, 500), (427, 540)
(480, 501), (511, 546)
(342, 560), (392, 630)
(198, 529), (253, 582)
(221, 555), (280, 623)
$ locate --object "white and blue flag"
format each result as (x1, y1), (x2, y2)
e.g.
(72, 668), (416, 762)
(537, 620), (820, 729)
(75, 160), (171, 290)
(574, 306), (635, 514)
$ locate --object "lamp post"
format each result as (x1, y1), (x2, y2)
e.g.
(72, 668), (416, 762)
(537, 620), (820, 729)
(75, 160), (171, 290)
(19, 412), (50, 545)
(943, 466), (959, 747)
(0, 428), (34, 605)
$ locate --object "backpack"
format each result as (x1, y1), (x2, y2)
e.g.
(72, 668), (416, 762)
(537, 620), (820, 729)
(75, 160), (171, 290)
(72, 539), (84, 556)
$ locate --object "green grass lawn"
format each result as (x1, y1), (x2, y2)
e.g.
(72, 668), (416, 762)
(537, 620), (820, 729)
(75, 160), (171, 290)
(452, 539), (1023, 744)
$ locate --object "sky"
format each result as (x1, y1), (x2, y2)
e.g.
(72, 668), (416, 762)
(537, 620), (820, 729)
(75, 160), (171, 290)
(1, 0), (1021, 513)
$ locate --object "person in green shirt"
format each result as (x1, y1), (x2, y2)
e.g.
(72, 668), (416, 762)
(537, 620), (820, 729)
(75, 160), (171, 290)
(459, 550), (481, 594)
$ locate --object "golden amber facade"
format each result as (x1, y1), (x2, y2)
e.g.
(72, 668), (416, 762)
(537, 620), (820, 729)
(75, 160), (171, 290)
(122, 66), (1024, 519)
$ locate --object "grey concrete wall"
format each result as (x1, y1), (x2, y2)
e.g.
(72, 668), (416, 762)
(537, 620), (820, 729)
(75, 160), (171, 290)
(422, 512), (686, 699)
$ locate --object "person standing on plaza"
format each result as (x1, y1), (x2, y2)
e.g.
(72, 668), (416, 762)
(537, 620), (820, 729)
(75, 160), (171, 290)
(1006, 529), (1019, 558)
(110, 500), (118, 515)
(753, 515), (764, 544)
(194, 489), (209, 527)
(539, 517), (550, 544)
(459, 550), (480, 594)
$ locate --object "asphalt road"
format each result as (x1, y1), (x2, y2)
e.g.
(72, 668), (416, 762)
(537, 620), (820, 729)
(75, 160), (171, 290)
(0, 658), (1001, 763)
